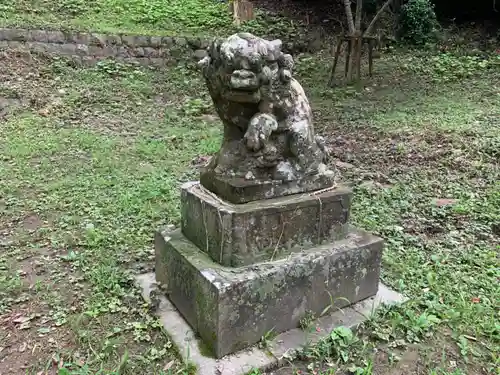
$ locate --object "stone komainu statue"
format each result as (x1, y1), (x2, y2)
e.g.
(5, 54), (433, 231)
(198, 32), (335, 203)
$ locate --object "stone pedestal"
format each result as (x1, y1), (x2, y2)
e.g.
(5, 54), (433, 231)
(155, 181), (385, 359)
(180, 181), (351, 267)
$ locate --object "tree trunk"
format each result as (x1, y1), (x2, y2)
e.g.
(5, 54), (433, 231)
(331, 0), (395, 85)
(355, 0), (363, 31)
(343, 0), (355, 34)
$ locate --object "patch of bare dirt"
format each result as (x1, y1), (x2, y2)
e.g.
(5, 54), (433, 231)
(0, 304), (75, 375)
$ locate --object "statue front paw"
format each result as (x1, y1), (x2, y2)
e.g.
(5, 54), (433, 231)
(244, 113), (278, 152)
(244, 129), (265, 151)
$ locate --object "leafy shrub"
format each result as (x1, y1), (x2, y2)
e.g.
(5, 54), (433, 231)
(399, 0), (438, 46)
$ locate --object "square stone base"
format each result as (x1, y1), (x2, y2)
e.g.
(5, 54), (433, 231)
(200, 169), (336, 204)
(181, 181), (352, 267)
(137, 274), (405, 375)
(155, 226), (384, 359)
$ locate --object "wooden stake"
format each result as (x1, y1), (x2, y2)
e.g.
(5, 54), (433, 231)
(233, 0), (241, 26)
(329, 39), (343, 86)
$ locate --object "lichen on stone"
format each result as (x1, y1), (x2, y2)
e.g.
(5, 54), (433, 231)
(198, 32), (335, 192)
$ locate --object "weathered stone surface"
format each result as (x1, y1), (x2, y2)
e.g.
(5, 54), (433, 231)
(66, 32), (89, 45)
(88, 45), (105, 56)
(11, 29), (29, 41)
(161, 36), (174, 47)
(137, 273), (404, 375)
(155, 226), (383, 359)
(117, 46), (130, 57)
(135, 35), (150, 47)
(0, 29), (24, 41)
(28, 30), (48, 43)
(45, 43), (63, 54)
(105, 34), (122, 45)
(121, 35), (136, 47)
(199, 38), (210, 49)
(143, 47), (158, 58)
(46, 30), (66, 44)
(193, 48), (208, 60)
(81, 56), (96, 66)
(70, 55), (83, 65)
(149, 36), (162, 48)
(133, 47), (145, 57)
(89, 33), (107, 46)
(6, 41), (22, 50)
(201, 169), (336, 204)
(149, 58), (166, 67)
(59, 43), (77, 55)
(175, 37), (187, 46)
(29, 42), (48, 54)
(181, 181), (351, 267)
(198, 33), (335, 203)
(157, 48), (170, 58)
(135, 57), (151, 66)
(75, 43), (89, 55)
(170, 47), (184, 58)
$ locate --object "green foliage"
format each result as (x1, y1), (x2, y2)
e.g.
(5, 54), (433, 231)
(403, 52), (500, 82)
(100, 0), (231, 30)
(303, 326), (360, 363)
(181, 97), (212, 117)
(399, 0), (438, 45)
(57, 0), (96, 16)
(1, 0), (234, 35)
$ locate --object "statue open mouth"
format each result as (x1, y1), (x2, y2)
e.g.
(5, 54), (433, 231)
(223, 89), (261, 103)
(223, 69), (262, 103)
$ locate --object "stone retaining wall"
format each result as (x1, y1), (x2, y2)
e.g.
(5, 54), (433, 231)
(0, 27), (322, 67)
(0, 28), (210, 66)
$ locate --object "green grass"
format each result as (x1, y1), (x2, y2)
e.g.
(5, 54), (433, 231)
(0, 0), (230, 35)
(0, 44), (499, 374)
(0, 0), (303, 37)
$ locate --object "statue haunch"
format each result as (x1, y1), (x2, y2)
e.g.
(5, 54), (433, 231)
(198, 32), (334, 192)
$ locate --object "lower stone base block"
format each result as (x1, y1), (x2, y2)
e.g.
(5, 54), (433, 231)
(155, 226), (384, 359)
(136, 274), (405, 375)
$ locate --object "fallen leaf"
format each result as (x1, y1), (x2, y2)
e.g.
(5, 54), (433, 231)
(37, 327), (51, 334)
(163, 360), (175, 371)
(19, 322), (31, 330)
(18, 342), (27, 352)
(38, 108), (50, 117)
(13, 316), (31, 324)
(463, 334), (477, 341)
(435, 198), (457, 207)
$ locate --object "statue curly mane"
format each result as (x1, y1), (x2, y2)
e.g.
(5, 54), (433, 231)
(198, 33), (335, 203)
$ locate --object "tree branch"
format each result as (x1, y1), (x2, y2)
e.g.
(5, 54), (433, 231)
(364, 0), (395, 36)
(355, 0), (363, 32)
(343, 0), (356, 34)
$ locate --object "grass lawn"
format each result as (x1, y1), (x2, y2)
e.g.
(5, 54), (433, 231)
(0, 0), (297, 37)
(0, 41), (499, 375)
(0, 0), (229, 35)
